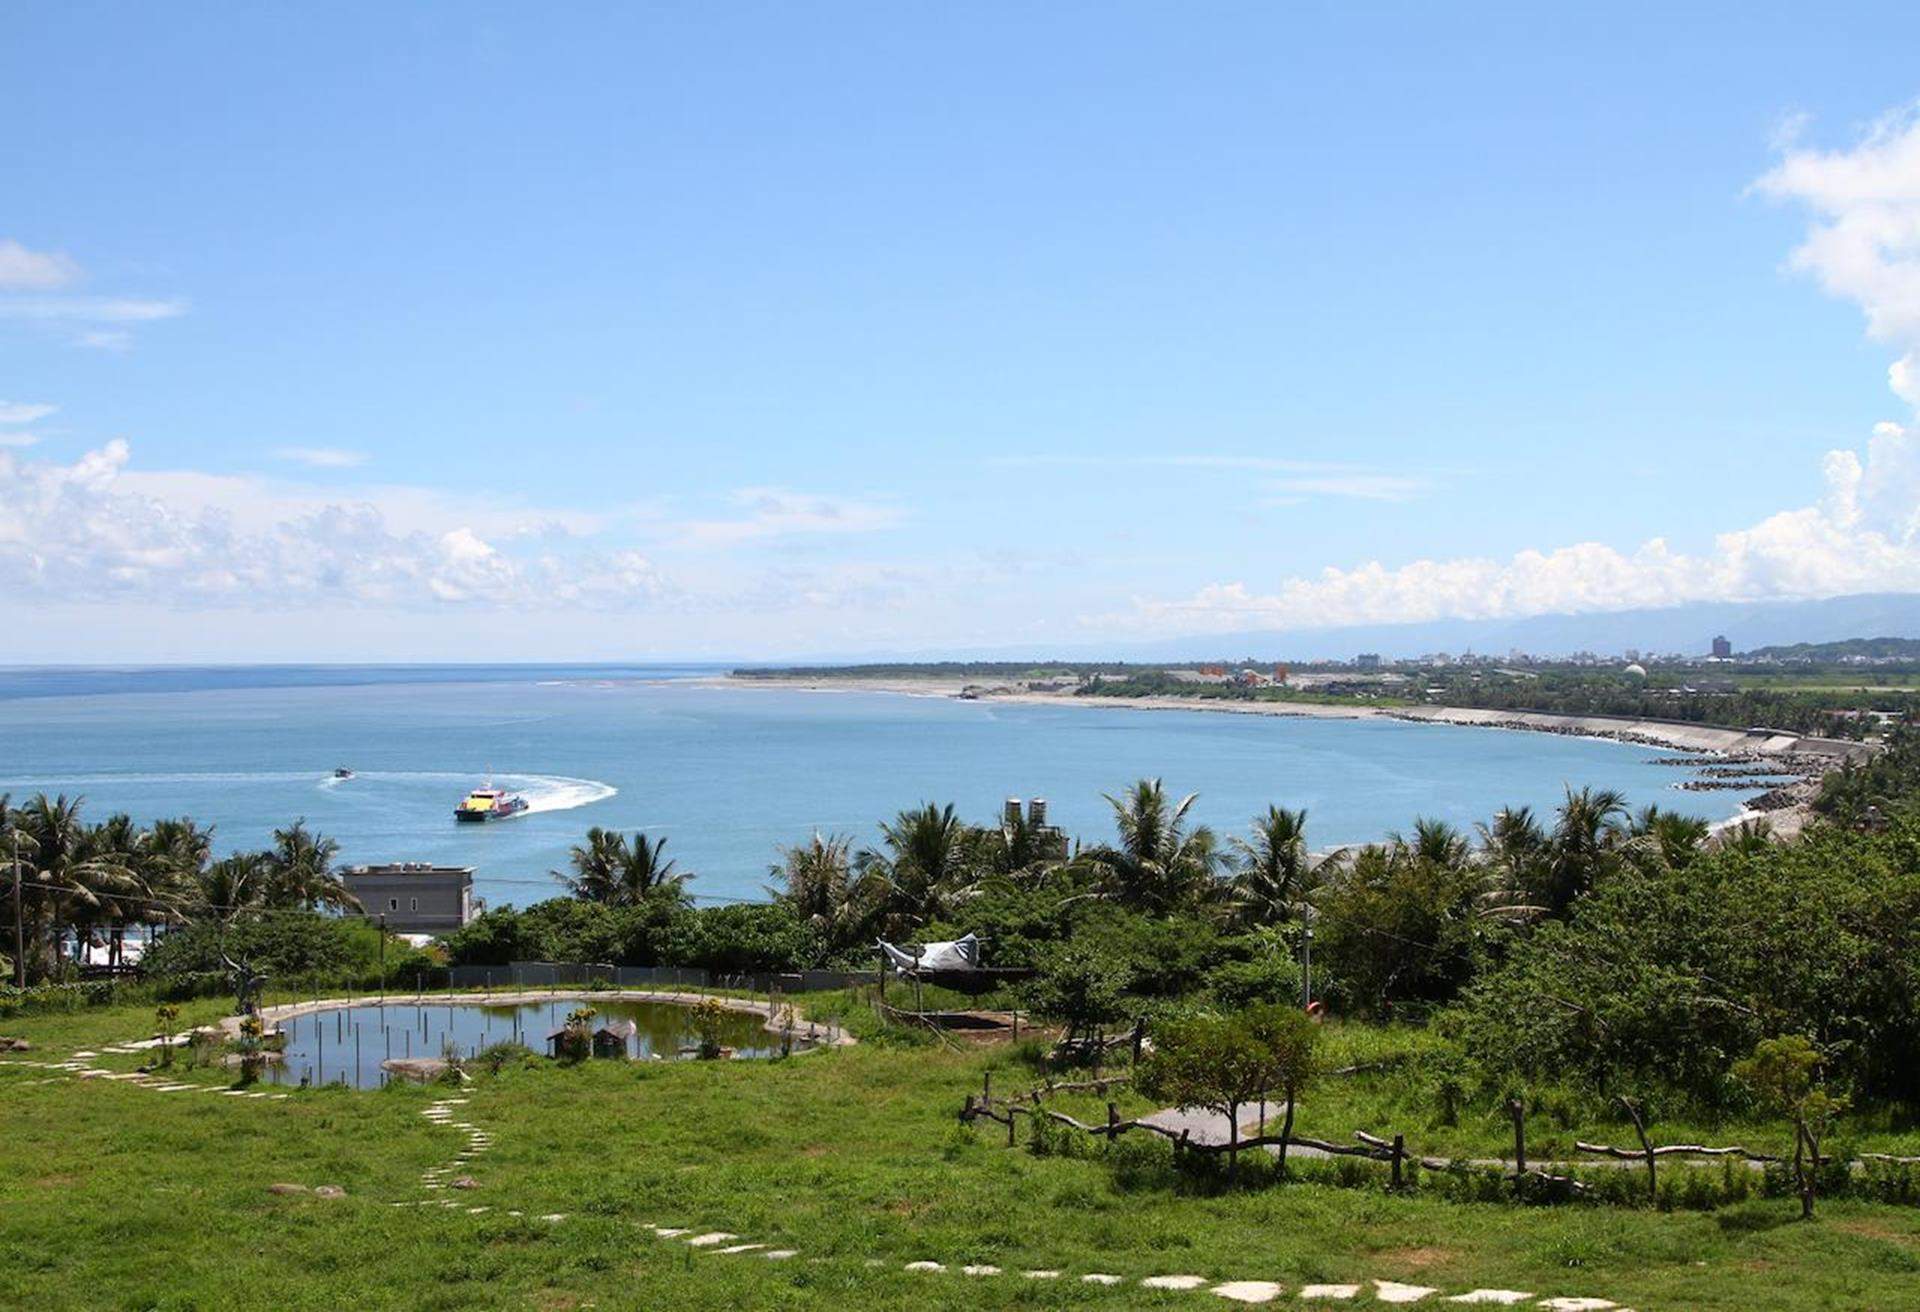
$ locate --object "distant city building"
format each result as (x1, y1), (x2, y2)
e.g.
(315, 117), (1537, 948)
(1355, 653), (1381, 670)
(1711, 635), (1732, 660)
(342, 863), (476, 935)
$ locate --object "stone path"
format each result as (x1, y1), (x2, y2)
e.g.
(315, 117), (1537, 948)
(629, 1223), (1634, 1308)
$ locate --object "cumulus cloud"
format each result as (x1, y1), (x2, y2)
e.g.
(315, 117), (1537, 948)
(0, 440), (667, 610)
(1111, 106), (1920, 638)
(673, 486), (905, 549)
(274, 446), (368, 469)
(0, 240), (79, 290)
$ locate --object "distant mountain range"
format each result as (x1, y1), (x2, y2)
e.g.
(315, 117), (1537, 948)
(1130, 592), (1920, 663)
(813, 592), (1920, 664)
(1743, 635), (1920, 662)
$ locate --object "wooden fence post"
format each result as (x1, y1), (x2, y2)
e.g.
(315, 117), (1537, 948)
(1107, 1102), (1118, 1141)
(1391, 1134), (1405, 1191)
(983, 1069), (992, 1109)
(1007, 1108), (1017, 1148)
(962, 1093), (974, 1124)
(1507, 1098), (1528, 1181)
(1617, 1095), (1656, 1204)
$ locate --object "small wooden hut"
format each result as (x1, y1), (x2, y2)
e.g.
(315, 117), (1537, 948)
(591, 1019), (638, 1059)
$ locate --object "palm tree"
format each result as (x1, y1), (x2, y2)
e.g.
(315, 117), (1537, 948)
(1397, 817), (1472, 869)
(1228, 805), (1321, 928)
(1544, 785), (1628, 915)
(190, 852), (268, 926)
(1718, 816), (1775, 856)
(855, 802), (975, 936)
(81, 812), (152, 966)
(560, 828), (688, 906)
(264, 819), (357, 912)
(1627, 805), (1710, 870)
(9, 794), (133, 978)
(1474, 805), (1550, 925)
(1085, 779), (1222, 915)
(771, 831), (881, 957)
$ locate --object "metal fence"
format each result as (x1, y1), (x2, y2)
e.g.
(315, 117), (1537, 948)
(444, 961), (875, 994)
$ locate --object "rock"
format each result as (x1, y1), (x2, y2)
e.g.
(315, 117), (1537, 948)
(450, 1176), (479, 1190)
(313, 1185), (347, 1199)
(0, 1037), (31, 1052)
(267, 1183), (310, 1195)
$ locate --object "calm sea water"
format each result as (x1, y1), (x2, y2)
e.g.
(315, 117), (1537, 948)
(0, 665), (1746, 908)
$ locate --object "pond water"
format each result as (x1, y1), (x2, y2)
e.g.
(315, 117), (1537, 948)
(263, 997), (783, 1088)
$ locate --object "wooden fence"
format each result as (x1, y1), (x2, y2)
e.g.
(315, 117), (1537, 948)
(954, 1078), (1920, 1197)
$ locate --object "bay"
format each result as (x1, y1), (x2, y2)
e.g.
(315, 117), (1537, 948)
(0, 665), (1748, 910)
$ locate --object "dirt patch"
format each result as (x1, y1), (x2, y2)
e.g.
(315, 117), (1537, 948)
(1838, 1219), (1920, 1246)
(1375, 1246), (1457, 1271)
(33, 1174), (79, 1189)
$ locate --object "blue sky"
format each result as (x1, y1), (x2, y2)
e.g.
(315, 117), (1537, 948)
(6, 4), (1920, 660)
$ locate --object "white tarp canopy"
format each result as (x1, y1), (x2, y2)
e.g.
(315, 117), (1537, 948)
(879, 933), (982, 975)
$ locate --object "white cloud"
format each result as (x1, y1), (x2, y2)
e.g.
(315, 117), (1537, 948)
(0, 432), (41, 449)
(1264, 473), (1428, 504)
(0, 240), (79, 291)
(992, 453), (1436, 505)
(0, 440), (668, 610)
(274, 446), (368, 469)
(0, 296), (188, 323)
(1108, 106), (1920, 638)
(0, 240), (185, 348)
(673, 486), (905, 549)
(0, 402), (56, 425)
(1754, 103), (1920, 410)
(1116, 420), (1920, 633)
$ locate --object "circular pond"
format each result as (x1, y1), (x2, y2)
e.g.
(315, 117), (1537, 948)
(263, 997), (789, 1088)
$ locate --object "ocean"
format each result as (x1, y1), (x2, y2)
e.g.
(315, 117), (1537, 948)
(0, 665), (1749, 909)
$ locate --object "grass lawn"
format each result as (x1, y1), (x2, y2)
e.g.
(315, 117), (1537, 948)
(6, 994), (1920, 1310)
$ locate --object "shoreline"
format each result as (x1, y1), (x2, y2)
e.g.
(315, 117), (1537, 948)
(717, 673), (1856, 839)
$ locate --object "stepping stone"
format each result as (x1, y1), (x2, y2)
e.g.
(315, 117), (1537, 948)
(222, 1090), (249, 1096)
(904, 1261), (946, 1272)
(1143, 1275), (1209, 1291)
(763, 1250), (799, 1261)
(1082, 1274), (1123, 1285)
(1299, 1286), (1361, 1301)
(1212, 1282), (1284, 1304)
(962, 1265), (1001, 1276)
(1450, 1295), (1534, 1306)
(1023, 1271), (1061, 1279)
(686, 1233), (737, 1247)
(716, 1244), (767, 1255)
(539, 1214), (567, 1223)
(1376, 1282), (1438, 1304)
(73, 1051), (99, 1058)
(1538, 1303), (1617, 1311)
(466, 1207), (490, 1214)
(507, 1210), (523, 1217)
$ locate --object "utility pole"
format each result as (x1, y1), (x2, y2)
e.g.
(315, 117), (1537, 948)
(1300, 924), (1313, 1011)
(12, 831), (26, 989)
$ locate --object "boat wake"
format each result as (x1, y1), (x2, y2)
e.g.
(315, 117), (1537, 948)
(492, 773), (619, 815)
